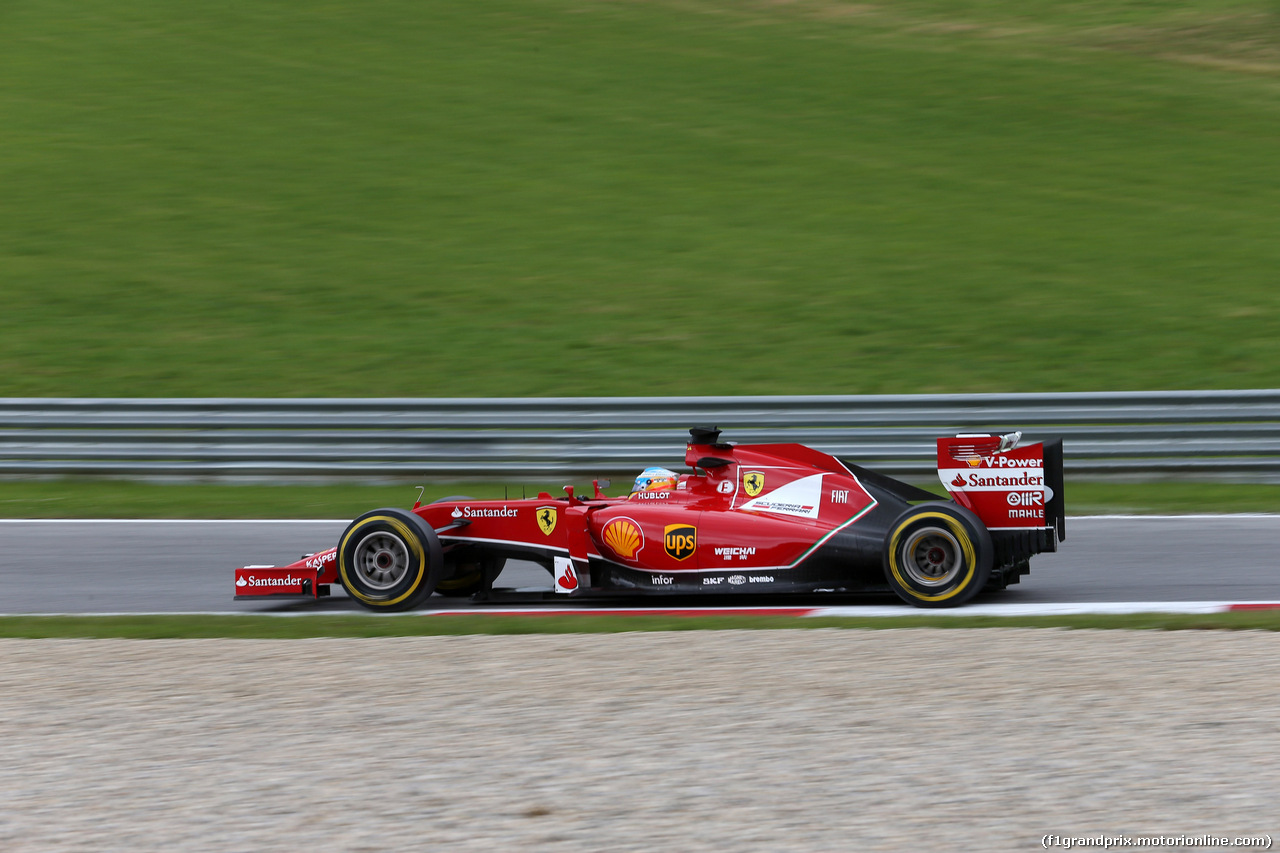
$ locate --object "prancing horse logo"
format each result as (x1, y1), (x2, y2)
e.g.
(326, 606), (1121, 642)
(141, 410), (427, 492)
(743, 471), (765, 498)
(537, 506), (557, 536)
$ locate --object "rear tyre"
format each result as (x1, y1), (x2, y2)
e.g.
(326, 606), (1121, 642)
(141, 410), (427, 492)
(338, 508), (442, 611)
(883, 503), (992, 608)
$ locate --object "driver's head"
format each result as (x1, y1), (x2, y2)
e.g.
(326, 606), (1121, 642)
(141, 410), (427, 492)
(631, 466), (678, 494)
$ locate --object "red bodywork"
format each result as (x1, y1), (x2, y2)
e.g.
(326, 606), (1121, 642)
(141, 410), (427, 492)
(235, 430), (1064, 605)
(937, 435), (1056, 530)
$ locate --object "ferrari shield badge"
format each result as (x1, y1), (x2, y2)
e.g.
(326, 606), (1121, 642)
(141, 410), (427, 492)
(743, 471), (765, 498)
(536, 506), (557, 536)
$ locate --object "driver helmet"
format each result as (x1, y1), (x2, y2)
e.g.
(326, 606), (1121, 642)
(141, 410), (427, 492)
(631, 466), (678, 494)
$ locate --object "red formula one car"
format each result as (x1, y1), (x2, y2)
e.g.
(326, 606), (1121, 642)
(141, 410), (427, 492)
(235, 427), (1064, 609)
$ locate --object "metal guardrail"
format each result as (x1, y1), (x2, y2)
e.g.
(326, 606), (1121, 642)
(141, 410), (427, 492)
(2, 391), (1279, 481)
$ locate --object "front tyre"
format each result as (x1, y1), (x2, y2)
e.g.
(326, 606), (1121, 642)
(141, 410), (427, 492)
(883, 503), (992, 608)
(338, 508), (442, 611)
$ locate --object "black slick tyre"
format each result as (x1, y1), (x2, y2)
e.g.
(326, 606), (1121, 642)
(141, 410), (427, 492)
(882, 503), (992, 608)
(338, 508), (442, 611)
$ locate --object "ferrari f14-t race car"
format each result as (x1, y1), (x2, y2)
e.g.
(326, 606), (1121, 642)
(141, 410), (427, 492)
(234, 428), (1064, 609)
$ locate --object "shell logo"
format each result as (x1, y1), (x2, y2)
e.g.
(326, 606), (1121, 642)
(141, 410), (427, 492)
(602, 517), (644, 560)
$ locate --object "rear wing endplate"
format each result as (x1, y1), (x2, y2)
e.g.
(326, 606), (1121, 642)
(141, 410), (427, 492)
(937, 433), (1065, 542)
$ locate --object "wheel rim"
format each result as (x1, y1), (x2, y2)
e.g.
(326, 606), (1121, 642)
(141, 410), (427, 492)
(901, 526), (963, 587)
(352, 530), (411, 590)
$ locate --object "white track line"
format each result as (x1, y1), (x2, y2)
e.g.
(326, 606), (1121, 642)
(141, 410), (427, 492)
(3, 601), (1279, 618)
(807, 601), (1280, 617)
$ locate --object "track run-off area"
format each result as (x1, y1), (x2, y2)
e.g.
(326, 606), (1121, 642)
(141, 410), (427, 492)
(2, 515), (1277, 616)
(6, 518), (1280, 851)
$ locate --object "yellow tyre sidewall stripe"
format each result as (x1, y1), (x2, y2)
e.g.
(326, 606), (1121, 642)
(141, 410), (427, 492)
(339, 516), (428, 606)
(888, 511), (977, 603)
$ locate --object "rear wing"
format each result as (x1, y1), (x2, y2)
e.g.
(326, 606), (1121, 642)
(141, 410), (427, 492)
(937, 433), (1065, 542)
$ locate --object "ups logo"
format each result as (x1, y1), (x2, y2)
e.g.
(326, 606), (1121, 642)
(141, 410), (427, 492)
(663, 524), (696, 561)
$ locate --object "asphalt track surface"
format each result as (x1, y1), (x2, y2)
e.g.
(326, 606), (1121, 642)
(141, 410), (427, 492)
(1, 516), (1277, 614)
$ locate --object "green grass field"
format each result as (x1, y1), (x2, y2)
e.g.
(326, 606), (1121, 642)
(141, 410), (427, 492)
(4, 1), (1279, 397)
(2, 611), (1278, 639)
(1, 478), (1277, 517)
